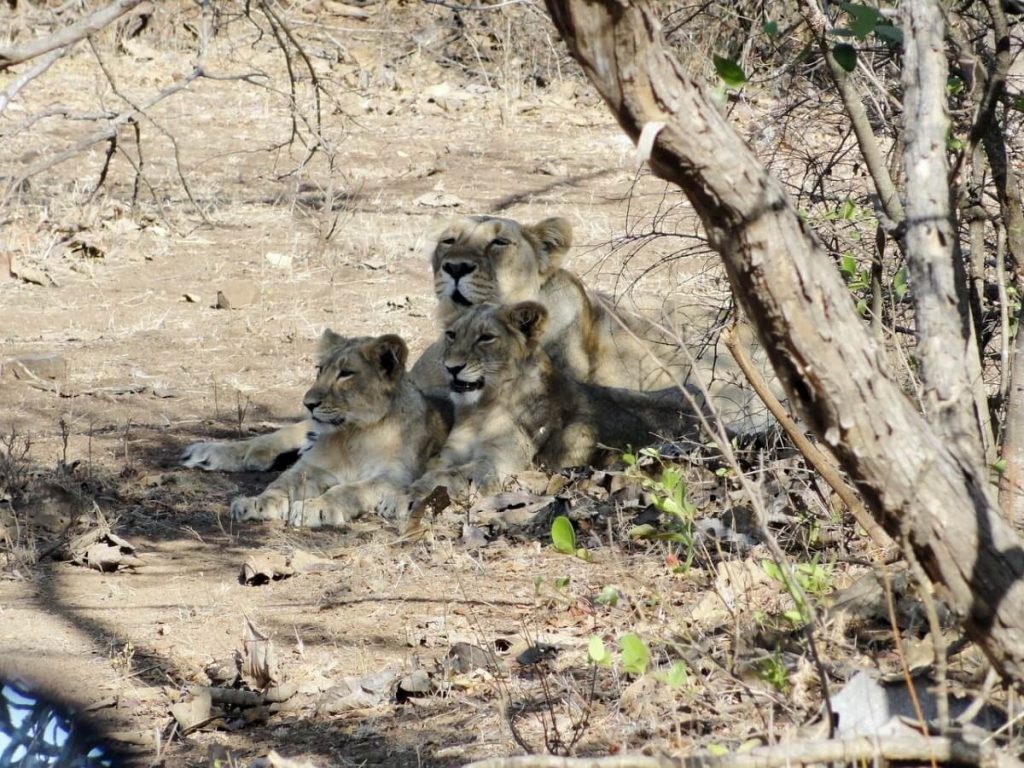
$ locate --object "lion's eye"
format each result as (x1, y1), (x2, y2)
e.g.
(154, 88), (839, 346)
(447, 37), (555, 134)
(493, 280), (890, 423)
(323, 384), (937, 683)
(478, 333), (496, 344)
(490, 237), (510, 247)
(440, 236), (456, 246)
(444, 330), (456, 341)
(315, 365), (323, 377)
(336, 369), (355, 381)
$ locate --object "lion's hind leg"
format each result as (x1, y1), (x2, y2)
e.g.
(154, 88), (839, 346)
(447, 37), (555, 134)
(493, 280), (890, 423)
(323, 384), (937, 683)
(182, 420), (313, 472)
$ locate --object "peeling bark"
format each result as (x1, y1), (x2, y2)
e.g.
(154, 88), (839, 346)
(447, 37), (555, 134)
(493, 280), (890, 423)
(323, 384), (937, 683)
(544, 0), (1024, 684)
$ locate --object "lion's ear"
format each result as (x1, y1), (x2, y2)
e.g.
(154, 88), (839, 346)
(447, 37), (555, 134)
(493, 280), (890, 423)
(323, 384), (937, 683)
(528, 217), (573, 271)
(501, 302), (548, 348)
(364, 334), (409, 381)
(317, 328), (347, 357)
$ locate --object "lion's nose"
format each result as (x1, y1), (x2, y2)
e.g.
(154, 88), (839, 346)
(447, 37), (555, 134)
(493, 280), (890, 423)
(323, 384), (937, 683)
(445, 363), (465, 377)
(442, 261), (476, 280)
(303, 395), (320, 414)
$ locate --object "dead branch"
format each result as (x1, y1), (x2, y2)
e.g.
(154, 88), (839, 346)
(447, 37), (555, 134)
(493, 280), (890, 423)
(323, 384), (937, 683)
(2, 67), (203, 205)
(463, 735), (1023, 768)
(0, 0), (145, 70)
(722, 324), (894, 555)
(0, 45), (68, 116)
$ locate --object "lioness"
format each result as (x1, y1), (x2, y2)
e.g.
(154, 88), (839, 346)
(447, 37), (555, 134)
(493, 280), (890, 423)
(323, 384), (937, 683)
(408, 215), (689, 394)
(407, 301), (704, 502)
(188, 331), (450, 528)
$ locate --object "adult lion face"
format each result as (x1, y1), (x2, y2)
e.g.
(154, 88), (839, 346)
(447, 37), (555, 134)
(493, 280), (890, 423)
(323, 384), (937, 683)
(302, 332), (408, 430)
(431, 216), (572, 322)
(440, 301), (548, 407)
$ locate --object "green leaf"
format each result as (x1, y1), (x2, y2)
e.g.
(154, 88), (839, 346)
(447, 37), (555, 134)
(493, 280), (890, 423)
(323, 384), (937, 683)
(713, 55), (747, 89)
(619, 633), (650, 676)
(839, 2), (881, 39)
(595, 585), (619, 607)
(873, 24), (903, 46)
(588, 636), (611, 666)
(840, 252), (857, 278)
(663, 660), (688, 689)
(554, 575), (571, 589)
(762, 20), (778, 38)
(621, 450), (636, 467)
(1011, 96), (1024, 113)
(893, 267), (908, 299)
(628, 523), (658, 539)
(832, 43), (857, 72)
(707, 744), (729, 757)
(551, 516), (576, 555)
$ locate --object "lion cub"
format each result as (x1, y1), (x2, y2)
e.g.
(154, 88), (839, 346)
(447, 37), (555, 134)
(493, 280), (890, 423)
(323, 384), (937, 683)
(408, 302), (705, 502)
(199, 331), (450, 528)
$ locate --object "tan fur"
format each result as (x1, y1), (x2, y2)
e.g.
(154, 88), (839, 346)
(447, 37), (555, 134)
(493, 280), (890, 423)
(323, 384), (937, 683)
(409, 215), (687, 393)
(408, 302), (704, 502)
(190, 332), (450, 528)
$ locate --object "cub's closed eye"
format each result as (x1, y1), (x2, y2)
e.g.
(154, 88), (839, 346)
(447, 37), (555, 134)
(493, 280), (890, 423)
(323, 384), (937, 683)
(440, 236), (456, 245)
(315, 366), (323, 376)
(491, 237), (510, 247)
(478, 333), (496, 343)
(444, 330), (456, 341)
(336, 369), (355, 380)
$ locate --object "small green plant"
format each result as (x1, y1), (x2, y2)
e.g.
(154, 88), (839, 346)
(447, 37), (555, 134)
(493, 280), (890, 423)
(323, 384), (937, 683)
(594, 585), (620, 607)
(758, 648), (790, 693)
(761, 557), (834, 625)
(623, 448), (697, 570)
(618, 633), (650, 676)
(550, 515), (591, 561)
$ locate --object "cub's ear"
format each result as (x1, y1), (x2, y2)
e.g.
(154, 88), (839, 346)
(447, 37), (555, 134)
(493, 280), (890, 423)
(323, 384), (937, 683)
(501, 302), (548, 348)
(364, 334), (409, 381)
(527, 217), (573, 272)
(317, 328), (347, 357)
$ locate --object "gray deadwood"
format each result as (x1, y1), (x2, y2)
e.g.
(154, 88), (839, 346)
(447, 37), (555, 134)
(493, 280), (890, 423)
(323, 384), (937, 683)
(543, 0), (1024, 683)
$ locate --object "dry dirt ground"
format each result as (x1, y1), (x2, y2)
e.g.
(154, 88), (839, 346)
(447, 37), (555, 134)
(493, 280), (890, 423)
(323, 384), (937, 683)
(0, 5), (987, 768)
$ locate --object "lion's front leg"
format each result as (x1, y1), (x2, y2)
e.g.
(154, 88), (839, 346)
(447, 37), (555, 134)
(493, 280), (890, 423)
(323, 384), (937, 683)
(231, 463), (335, 524)
(182, 420), (313, 472)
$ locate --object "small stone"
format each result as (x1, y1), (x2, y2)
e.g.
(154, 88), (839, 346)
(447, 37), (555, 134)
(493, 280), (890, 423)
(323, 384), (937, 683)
(3, 353), (67, 380)
(215, 280), (260, 310)
(182, 293), (201, 303)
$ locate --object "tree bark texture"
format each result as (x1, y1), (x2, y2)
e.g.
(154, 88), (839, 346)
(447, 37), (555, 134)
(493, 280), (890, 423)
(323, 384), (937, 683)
(901, 1), (985, 463)
(543, 0), (1024, 683)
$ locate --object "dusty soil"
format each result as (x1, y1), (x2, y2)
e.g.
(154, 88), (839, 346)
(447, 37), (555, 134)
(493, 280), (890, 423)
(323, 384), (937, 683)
(0, 4), (982, 768)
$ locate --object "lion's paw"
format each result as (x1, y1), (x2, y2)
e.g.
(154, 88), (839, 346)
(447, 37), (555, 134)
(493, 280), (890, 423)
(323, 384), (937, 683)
(182, 441), (247, 472)
(230, 493), (288, 522)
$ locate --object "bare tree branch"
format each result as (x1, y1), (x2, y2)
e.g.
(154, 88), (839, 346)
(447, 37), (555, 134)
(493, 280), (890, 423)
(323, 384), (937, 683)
(0, 45), (68, 116)
(902, 1), (984, 460)
(0, 0), (145, 70)
(798, 0), (904, 230)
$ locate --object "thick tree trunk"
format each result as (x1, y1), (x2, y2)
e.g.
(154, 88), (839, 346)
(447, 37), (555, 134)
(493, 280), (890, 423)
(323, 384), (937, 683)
(543, 0), (1024, 684)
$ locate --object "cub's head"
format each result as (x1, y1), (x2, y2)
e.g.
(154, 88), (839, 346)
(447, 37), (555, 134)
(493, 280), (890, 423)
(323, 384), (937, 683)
(442, 301), (549, 407)
(432, 216), (572, 322)
(302, 331), (409, 430)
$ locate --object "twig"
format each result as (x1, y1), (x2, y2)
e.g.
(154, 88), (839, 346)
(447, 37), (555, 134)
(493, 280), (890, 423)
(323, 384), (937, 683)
(2, 67), (204, 205)
(0, 45), (68, 116)
(0, 0), (145, 70)
(463, 735), (1022, 768)
(721, 324), (895, 554)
